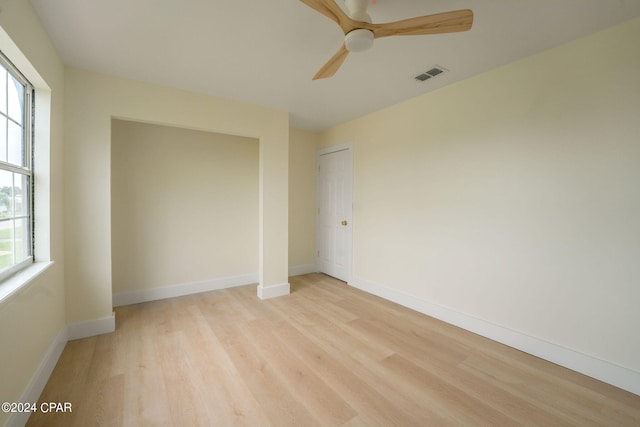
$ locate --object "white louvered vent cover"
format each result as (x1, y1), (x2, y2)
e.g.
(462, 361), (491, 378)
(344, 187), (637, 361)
(414, 66), (447, 82)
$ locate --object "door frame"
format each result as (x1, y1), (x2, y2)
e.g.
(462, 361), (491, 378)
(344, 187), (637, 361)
(315, 141), (354, 282)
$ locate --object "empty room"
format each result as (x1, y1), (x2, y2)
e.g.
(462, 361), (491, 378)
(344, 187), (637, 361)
(1, 0), (640, 426)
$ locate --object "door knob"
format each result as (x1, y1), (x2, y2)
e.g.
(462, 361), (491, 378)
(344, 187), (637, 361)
(341, 220), (348, 226)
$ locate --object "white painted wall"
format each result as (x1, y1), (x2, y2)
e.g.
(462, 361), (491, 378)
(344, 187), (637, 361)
(64, 67), (289, 324)
(289, 128), (319, 272)
(111, 120), (259, 296)
(0, 1), (65, 425)
(320, 18), (640, 374)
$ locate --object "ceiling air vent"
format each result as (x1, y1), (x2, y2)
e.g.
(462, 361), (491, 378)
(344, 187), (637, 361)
(414, 66), (447, 82)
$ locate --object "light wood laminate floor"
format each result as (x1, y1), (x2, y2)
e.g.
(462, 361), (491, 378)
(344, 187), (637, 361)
(27, 273), (640, 426)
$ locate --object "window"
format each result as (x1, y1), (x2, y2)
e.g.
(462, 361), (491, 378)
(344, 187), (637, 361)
(0, 51), (33, 280)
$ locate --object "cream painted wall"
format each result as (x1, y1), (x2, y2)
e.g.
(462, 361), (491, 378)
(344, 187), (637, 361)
(289, 128), (319, 269)
(320, 18), (640, 373)
(65, 67), (288, 323)
(111, 120), (259, 292)
(0, 0), (65, 423)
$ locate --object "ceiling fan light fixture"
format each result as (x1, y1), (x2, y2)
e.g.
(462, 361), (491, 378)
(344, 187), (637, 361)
(345, 29), (374, 52)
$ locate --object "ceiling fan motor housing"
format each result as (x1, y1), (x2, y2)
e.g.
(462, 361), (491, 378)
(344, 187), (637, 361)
(345, 0), (372, 22)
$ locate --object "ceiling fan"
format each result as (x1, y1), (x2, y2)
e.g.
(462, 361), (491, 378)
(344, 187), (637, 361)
(300, 0), (474, 80)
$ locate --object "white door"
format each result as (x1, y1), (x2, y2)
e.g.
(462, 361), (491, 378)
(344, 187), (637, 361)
(317, 144), (353, 282)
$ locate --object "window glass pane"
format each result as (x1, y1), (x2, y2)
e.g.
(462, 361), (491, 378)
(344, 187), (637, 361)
(0, 67), (6, 115)
(0, 169), (11, 220)
(0, 219), (14, 269)
(0, 118), (6, 163)
(15, 174), (29, 217)
(0, 55), (32, 278)
(8, 120), (24, 166)
(8, 74), (24, 125)
(15, 216), (31, 261)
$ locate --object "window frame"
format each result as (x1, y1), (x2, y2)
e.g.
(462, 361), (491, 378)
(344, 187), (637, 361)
(0, 50), (34, 282)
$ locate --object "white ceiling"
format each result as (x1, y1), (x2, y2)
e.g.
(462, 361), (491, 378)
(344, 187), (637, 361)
(30, 0), (640, 132)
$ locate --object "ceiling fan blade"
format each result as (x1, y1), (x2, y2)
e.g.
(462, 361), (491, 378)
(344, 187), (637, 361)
(299, 0), (359, 33)
(367, 9), (473, 39)
(313, 44), (350, 80)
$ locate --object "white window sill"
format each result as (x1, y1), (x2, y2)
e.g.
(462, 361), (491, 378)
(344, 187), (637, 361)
(0, 261), (55, 303)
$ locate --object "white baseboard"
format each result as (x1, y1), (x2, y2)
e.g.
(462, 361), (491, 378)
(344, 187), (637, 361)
(257, 282), (290, 300)
(112, 274), (258, 307)
(348, 276), (640, 396)
(7, 328), (68, 427)
(289, 263), (317, 277)
(8, 315), (116, 426)
(67, 312), (116, 341)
